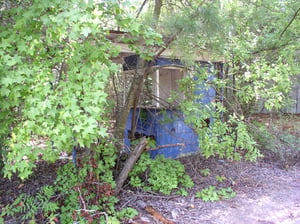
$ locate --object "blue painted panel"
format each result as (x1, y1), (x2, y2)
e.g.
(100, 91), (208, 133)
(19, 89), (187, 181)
(124, 108), (200, 158)
(123, 62), (217, 158)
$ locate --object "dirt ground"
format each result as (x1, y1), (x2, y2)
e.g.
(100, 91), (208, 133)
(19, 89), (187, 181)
(119, 156), (300, 224)
(1, 156), (299, 224)
(0, 114), (300, 224)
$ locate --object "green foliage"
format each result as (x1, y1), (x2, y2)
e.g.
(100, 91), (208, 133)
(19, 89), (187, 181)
(251, 118), (300, 152)
(1, 141), (137, 223)
(220, 0), (300, 114)
(166, 0), (300, 163)
(2, 160), (137, 223)
(203, 116), (260, 161)
(200, 168), (211, 177)
(0, 0), (125, 179)
(125, 26), (163, 60)
(249, 121), (276, 151)
(215, 175), (226, 183)
(1, 185), (58, 223)
(250, 116), (300, 167)
(280, 134), (300, 151)
(196, 186), (236, 202)
(178, 71), (261, 161)
(129, 153), (194, 195)
(116, 207), (139, 220)
(147, 138), (157, 149)
(1, 0), (299, 221)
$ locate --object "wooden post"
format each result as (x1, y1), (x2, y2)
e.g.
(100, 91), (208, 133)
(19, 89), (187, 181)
(156, 68), (160, 108)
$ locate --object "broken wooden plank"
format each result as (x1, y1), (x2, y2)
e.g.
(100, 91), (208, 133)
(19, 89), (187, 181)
(136, 200), (175, 224)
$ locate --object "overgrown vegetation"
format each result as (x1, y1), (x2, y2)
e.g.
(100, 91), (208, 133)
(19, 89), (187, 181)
(196, 167), (236, 202)
(177, 68), (262, 161)
(0, 0), (123, 179)
(129, 153), (194, 195)
(1, 143), (138, 224)
(250, 115), (300, 168)
(0, 0), (299, 223)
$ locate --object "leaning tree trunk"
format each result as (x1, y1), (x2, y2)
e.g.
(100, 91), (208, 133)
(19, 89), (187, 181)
(114, 0), (163, 147)
(114, 58), (150, 144)
(115, 137), (148, 195)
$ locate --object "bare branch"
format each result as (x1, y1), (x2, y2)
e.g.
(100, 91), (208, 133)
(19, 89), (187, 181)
(136, 0), (148, 19)
(279, 7), (300, 40)
(76, 186), (87, 210)
(136, 200), (175, 224)
(147, 143), (185, 151)
(155, 29), (184, 59)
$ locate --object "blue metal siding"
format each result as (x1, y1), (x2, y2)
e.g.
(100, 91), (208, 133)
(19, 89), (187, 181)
(124, 108), (201, 158)
(123, 60), (218, 158)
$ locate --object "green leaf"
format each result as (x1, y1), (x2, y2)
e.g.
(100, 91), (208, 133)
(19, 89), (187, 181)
(81, 27), (92, 37)
(0, 87), (10, 96)
(1, 77), (14, 86)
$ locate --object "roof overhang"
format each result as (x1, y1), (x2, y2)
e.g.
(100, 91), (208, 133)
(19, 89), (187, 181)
(108, 30), (222, 63)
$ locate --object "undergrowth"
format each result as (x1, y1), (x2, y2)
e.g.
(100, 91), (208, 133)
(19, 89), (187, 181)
(250, 115), (300, 168)
(197, 168), (236, 202)
(0, 142), (138, 224)
(128, 152), (237, 202)
(196, 186), (236, 202)
(129, 153), (194, 195)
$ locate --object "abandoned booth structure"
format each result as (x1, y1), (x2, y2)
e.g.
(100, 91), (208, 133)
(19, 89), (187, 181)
(121, 55), (224, 159)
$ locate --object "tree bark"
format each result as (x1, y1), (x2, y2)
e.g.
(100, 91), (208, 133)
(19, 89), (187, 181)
(153, 0), (163, 27)
(114, 58), (150, 143)
(115, 137), (148, 195)
(114, 0), (164, 146)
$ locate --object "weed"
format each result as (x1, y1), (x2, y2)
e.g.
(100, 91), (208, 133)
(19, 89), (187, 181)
(196, 186), (236, 202)
(215, 175), (226, 183)
(129, 153), (194, 195)
(200, 168), (211, 177)
(250, 116), (300, 168)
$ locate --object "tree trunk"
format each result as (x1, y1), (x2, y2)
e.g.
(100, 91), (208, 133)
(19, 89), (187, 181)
(114, 58), (150, 144)
(115, 137), (148, 195)
(114, 0), (164, 147)
(153, 0), (163, 27)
